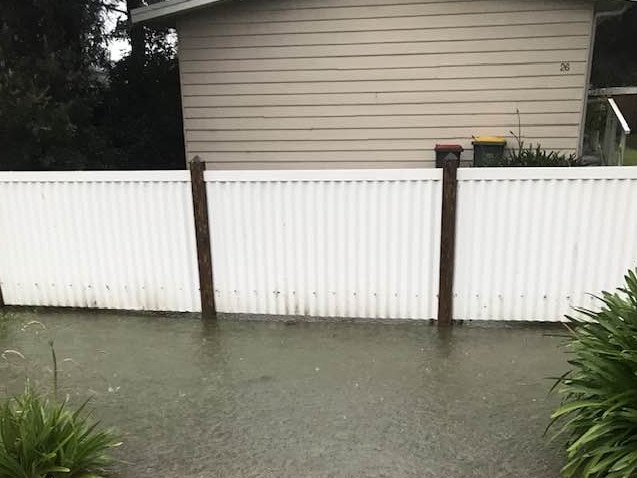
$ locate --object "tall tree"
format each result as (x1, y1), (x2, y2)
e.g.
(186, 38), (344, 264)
(99, 28), (185, 169)
(100, 0), (185, 169)
(0, 0), (117, 170)
(126, 0), (145, 72)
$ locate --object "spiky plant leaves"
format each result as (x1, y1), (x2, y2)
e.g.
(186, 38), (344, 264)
(0, 384), (120, 478)
(550, 270), (637, 478)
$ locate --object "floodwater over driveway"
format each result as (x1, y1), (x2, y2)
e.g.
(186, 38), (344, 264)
(0, 311), (567, 478)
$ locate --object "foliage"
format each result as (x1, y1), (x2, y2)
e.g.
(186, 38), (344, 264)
(549, 270), (637, 478)
(479, 143), (581, 167)
(624, 146), (637, 166)
(98, 0), (185, 169)
(477, 109), (582, 167)
(98, 50), (185, 170)
(625, 135), (637, 166)
(477, 138), (581, 167)
(506, 143), (580, 167)
(0, 383), (120, 478)
(585, 101), (607, 135)
(0, 0), (184, 170)
(591, 5), (637, 87)
(0, 0), (120, 170)
(99, 0), (186, 169)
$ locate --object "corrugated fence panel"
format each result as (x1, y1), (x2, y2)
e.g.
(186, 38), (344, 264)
(205, 169), (442, 319)
(0, 172), (200, 312)
(3, 167), (635, 321)
(454, 167), (637, 322)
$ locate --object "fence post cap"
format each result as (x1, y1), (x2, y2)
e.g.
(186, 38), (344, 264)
(189, 156), (205, 172)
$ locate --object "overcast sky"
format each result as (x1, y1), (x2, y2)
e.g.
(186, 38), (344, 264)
(106, 1), (131, 62)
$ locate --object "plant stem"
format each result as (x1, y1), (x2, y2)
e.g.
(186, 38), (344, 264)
(49, 340), (58, 400)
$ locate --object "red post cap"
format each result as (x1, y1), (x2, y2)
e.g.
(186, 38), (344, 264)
(435, 144), (464, 152)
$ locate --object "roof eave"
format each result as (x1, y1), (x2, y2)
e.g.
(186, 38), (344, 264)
(132, 0), (636, 24)
(131, 0), (227, 24)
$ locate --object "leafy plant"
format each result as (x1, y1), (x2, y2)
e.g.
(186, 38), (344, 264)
(0, 340), (120, 478)
(479, 109), (582, 167)
(507, 111), (579, 166)
(549, 269), (637, 478)
(506, 143), (580, 167)
(0, 383), (120, 478)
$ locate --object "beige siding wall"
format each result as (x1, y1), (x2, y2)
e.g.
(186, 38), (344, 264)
(177, 0), (595, 169)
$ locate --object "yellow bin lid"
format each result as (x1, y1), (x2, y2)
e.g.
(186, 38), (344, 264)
(472, 135), (506, 144)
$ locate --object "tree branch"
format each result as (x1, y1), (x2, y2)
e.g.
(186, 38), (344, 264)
(105, 6), (129, 15)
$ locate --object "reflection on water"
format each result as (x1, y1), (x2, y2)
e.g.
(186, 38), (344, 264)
(0, 310), (566, 478)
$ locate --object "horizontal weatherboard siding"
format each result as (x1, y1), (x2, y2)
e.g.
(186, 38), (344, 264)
(180, 38), (589, 61)
(176, 0), (594, 169)
(183, 101), (583, 118)
(181, 23), (591, 49)
(179, 50), (588, 71)
(184, 112), (581, 127)
(181, 77), (586, 96)
(187, 139), (577, 152)
(180, 63), (588, 80)
(180, 13), (592, 36)
(181, 89), (585, 107)
(185, 0), (591, 21)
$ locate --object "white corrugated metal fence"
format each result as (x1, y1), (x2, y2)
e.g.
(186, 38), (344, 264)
(205, 170), (442, 319)
(0, 172), (200, 312)
(454, 168), (637, 321)
(0, 167), (636, 321)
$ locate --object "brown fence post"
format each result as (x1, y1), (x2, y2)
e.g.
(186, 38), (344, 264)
(189, 156), (216, 319)
(437, 154), (459, 326)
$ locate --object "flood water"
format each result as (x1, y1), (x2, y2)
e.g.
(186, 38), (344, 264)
(0, 310), (567, 478)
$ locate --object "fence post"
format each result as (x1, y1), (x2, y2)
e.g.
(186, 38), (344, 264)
(189, 156), (216, 319)
(0, 281), (4, 308)
(437, 154), (459, 326)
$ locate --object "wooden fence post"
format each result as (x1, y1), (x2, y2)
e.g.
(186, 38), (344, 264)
(189, 156), (216, 319)
(437, 154), (459, 326)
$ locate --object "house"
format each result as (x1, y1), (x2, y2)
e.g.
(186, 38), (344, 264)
(132, 0), (630, 169)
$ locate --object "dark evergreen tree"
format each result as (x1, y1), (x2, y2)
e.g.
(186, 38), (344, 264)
(0, 0), (118, 169)
(0, 0), (184, 170)
(100, 0), (185, 169)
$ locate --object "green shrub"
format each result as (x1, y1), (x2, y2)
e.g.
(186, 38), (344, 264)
(480, 143), (581, 167)
(0, 384), (120, 478)
(550, 270), (637, 478)
(481, 108), (582, 167)
(506, 142), (580, 167)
